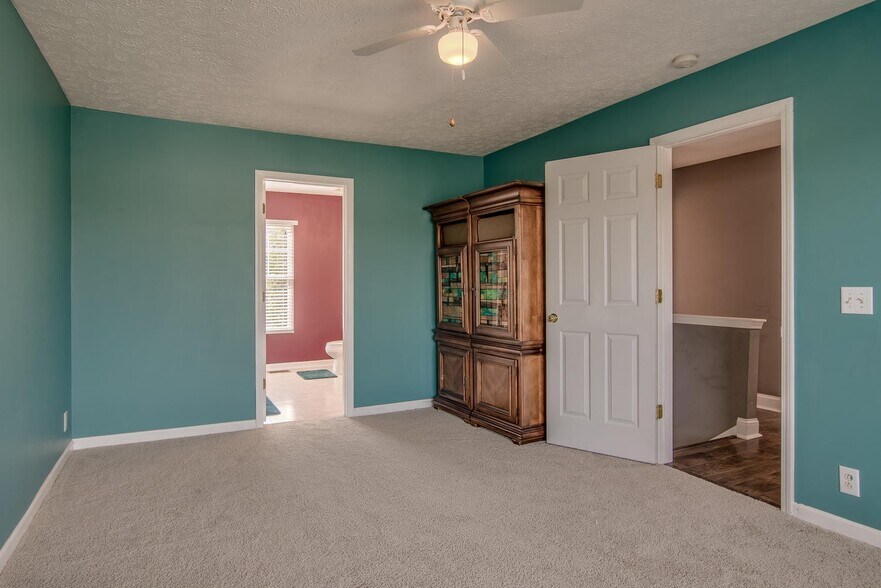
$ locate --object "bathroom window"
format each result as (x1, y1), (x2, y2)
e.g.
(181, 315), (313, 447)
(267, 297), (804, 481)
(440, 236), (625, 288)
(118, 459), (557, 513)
(265, 220), (296, 332)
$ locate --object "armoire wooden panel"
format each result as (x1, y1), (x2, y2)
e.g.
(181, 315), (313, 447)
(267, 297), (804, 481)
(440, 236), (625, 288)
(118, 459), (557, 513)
(425, 181), (545, 444)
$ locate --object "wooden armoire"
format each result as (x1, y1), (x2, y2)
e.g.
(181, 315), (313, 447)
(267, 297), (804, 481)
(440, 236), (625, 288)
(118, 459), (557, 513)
(425, 181), (546, 444)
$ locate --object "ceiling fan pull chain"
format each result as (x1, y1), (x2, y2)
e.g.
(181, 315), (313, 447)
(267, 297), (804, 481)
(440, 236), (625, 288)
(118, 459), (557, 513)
(461, 25), (468, 81)
(449, 63), (456, 128)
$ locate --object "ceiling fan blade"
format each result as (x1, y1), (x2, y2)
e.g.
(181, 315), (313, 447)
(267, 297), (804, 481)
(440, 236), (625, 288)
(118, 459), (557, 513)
(353, 27), (436, 56)
(479, 0), (584, 23)
(470, 30), (512, 77)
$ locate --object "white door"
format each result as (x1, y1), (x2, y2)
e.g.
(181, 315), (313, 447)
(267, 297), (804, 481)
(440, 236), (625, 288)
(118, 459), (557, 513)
(545, 146), (663, 463)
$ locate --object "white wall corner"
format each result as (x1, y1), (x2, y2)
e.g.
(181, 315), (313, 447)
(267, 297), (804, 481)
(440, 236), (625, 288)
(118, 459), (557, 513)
(792, 503), (881, 549)
(0, 441), (72, 574)
(71, 420), (256, 450)
(350, 398), (434, 417)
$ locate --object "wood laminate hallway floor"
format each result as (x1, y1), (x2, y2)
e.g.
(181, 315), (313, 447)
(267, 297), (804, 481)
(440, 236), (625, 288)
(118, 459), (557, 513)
(671, 408), (781, 506)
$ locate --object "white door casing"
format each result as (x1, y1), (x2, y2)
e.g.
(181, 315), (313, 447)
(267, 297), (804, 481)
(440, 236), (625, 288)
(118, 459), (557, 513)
(650, 98), (794, 507)
(255, 171), (355, 424)
(545, 146), (663, 463)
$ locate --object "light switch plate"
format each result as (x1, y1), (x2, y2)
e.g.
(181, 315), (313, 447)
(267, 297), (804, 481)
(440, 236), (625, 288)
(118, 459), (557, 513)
(841, 287), (873, 315)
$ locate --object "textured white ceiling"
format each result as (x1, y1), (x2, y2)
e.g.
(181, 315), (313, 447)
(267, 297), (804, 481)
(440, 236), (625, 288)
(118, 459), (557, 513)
(13, 0), (870, 155)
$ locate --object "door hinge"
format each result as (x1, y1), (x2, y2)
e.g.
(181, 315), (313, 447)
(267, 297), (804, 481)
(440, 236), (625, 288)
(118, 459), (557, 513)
(655, 173), (663, 189)
(655, 288), (663, 304)
(656, 404), (664, 420)
(262, 202), (266, 214)
(262, 378), (266, 390)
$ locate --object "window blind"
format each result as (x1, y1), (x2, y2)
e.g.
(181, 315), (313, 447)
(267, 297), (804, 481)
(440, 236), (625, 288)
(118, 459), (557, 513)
(265, 221), (295, 332)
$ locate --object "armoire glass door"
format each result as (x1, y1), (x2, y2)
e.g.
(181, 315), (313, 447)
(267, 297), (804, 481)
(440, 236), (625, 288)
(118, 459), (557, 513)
(474, 241), (516, 339)
(437, 247), (468, 333)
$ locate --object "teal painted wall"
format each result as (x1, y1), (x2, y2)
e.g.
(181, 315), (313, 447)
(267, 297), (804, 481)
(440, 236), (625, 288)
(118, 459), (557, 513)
(0, 0), (71, 548)
(485, 3), (881, 530)
(70, 108), (483, 437)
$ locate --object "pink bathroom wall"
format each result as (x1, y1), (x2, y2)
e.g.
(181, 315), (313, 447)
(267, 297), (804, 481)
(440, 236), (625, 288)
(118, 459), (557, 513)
(265, 192), (342, 364)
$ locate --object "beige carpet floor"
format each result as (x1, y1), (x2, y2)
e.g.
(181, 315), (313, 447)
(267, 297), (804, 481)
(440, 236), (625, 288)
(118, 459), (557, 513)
(1, 409), (879, 587)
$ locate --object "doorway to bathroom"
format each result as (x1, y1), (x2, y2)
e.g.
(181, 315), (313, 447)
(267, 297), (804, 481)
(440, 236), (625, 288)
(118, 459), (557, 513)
(652, 100), (793, 510)
(254, 171), (354, 425)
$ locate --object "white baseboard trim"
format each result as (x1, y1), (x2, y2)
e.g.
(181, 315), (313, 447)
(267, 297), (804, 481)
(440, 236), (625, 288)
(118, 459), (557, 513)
(0, 441), (72, 574)
(757, 393), (781, 413)
(792, 502), (881, 548)
(267, 359), (333, 372)
(350, 398), (433, 417)
(71, 420), (256, 450)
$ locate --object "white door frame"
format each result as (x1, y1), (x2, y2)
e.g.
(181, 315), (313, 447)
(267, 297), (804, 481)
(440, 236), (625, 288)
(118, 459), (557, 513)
(254, 170), (355, 425)
(650, 98), (795, 513)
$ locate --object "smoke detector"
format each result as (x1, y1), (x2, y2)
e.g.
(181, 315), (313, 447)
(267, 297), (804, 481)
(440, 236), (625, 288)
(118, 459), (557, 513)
(672, 54), (699, 69)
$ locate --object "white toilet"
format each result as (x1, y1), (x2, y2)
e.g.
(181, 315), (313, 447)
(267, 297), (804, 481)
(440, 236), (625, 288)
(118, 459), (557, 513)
(325, 340), (343, 375)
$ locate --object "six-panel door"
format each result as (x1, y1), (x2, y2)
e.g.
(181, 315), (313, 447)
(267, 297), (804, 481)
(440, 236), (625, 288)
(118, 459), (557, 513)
(438, 344), (471, 407)
(545, 145), (660, 463)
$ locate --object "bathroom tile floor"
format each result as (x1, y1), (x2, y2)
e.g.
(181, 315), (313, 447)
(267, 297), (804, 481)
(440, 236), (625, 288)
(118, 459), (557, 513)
(265, 360), (344, 424)
(670, 408), (781, 507)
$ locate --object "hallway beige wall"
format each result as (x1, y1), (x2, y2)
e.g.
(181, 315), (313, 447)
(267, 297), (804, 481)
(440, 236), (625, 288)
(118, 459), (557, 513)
(672, 147), (781, 396)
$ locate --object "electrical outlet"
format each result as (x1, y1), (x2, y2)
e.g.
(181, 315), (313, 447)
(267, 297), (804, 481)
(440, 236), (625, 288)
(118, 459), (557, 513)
(841, 287), (873, 314)
(839, 465), (860, 497)
(63, 410), (69, 433)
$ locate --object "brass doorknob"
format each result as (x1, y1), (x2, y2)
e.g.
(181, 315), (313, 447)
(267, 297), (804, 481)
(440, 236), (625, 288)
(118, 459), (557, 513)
(547, 313), (558, 323)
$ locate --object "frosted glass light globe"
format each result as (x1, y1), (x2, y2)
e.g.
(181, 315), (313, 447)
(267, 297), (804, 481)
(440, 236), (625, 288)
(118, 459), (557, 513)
(437, 30), (478, 66)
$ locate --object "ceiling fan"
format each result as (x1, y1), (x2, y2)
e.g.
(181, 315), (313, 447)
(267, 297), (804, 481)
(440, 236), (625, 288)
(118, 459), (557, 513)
(353, 0), (585, 73)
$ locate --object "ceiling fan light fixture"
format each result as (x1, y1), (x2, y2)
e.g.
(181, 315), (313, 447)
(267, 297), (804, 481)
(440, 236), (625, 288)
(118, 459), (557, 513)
(437, 29), (478, 66)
